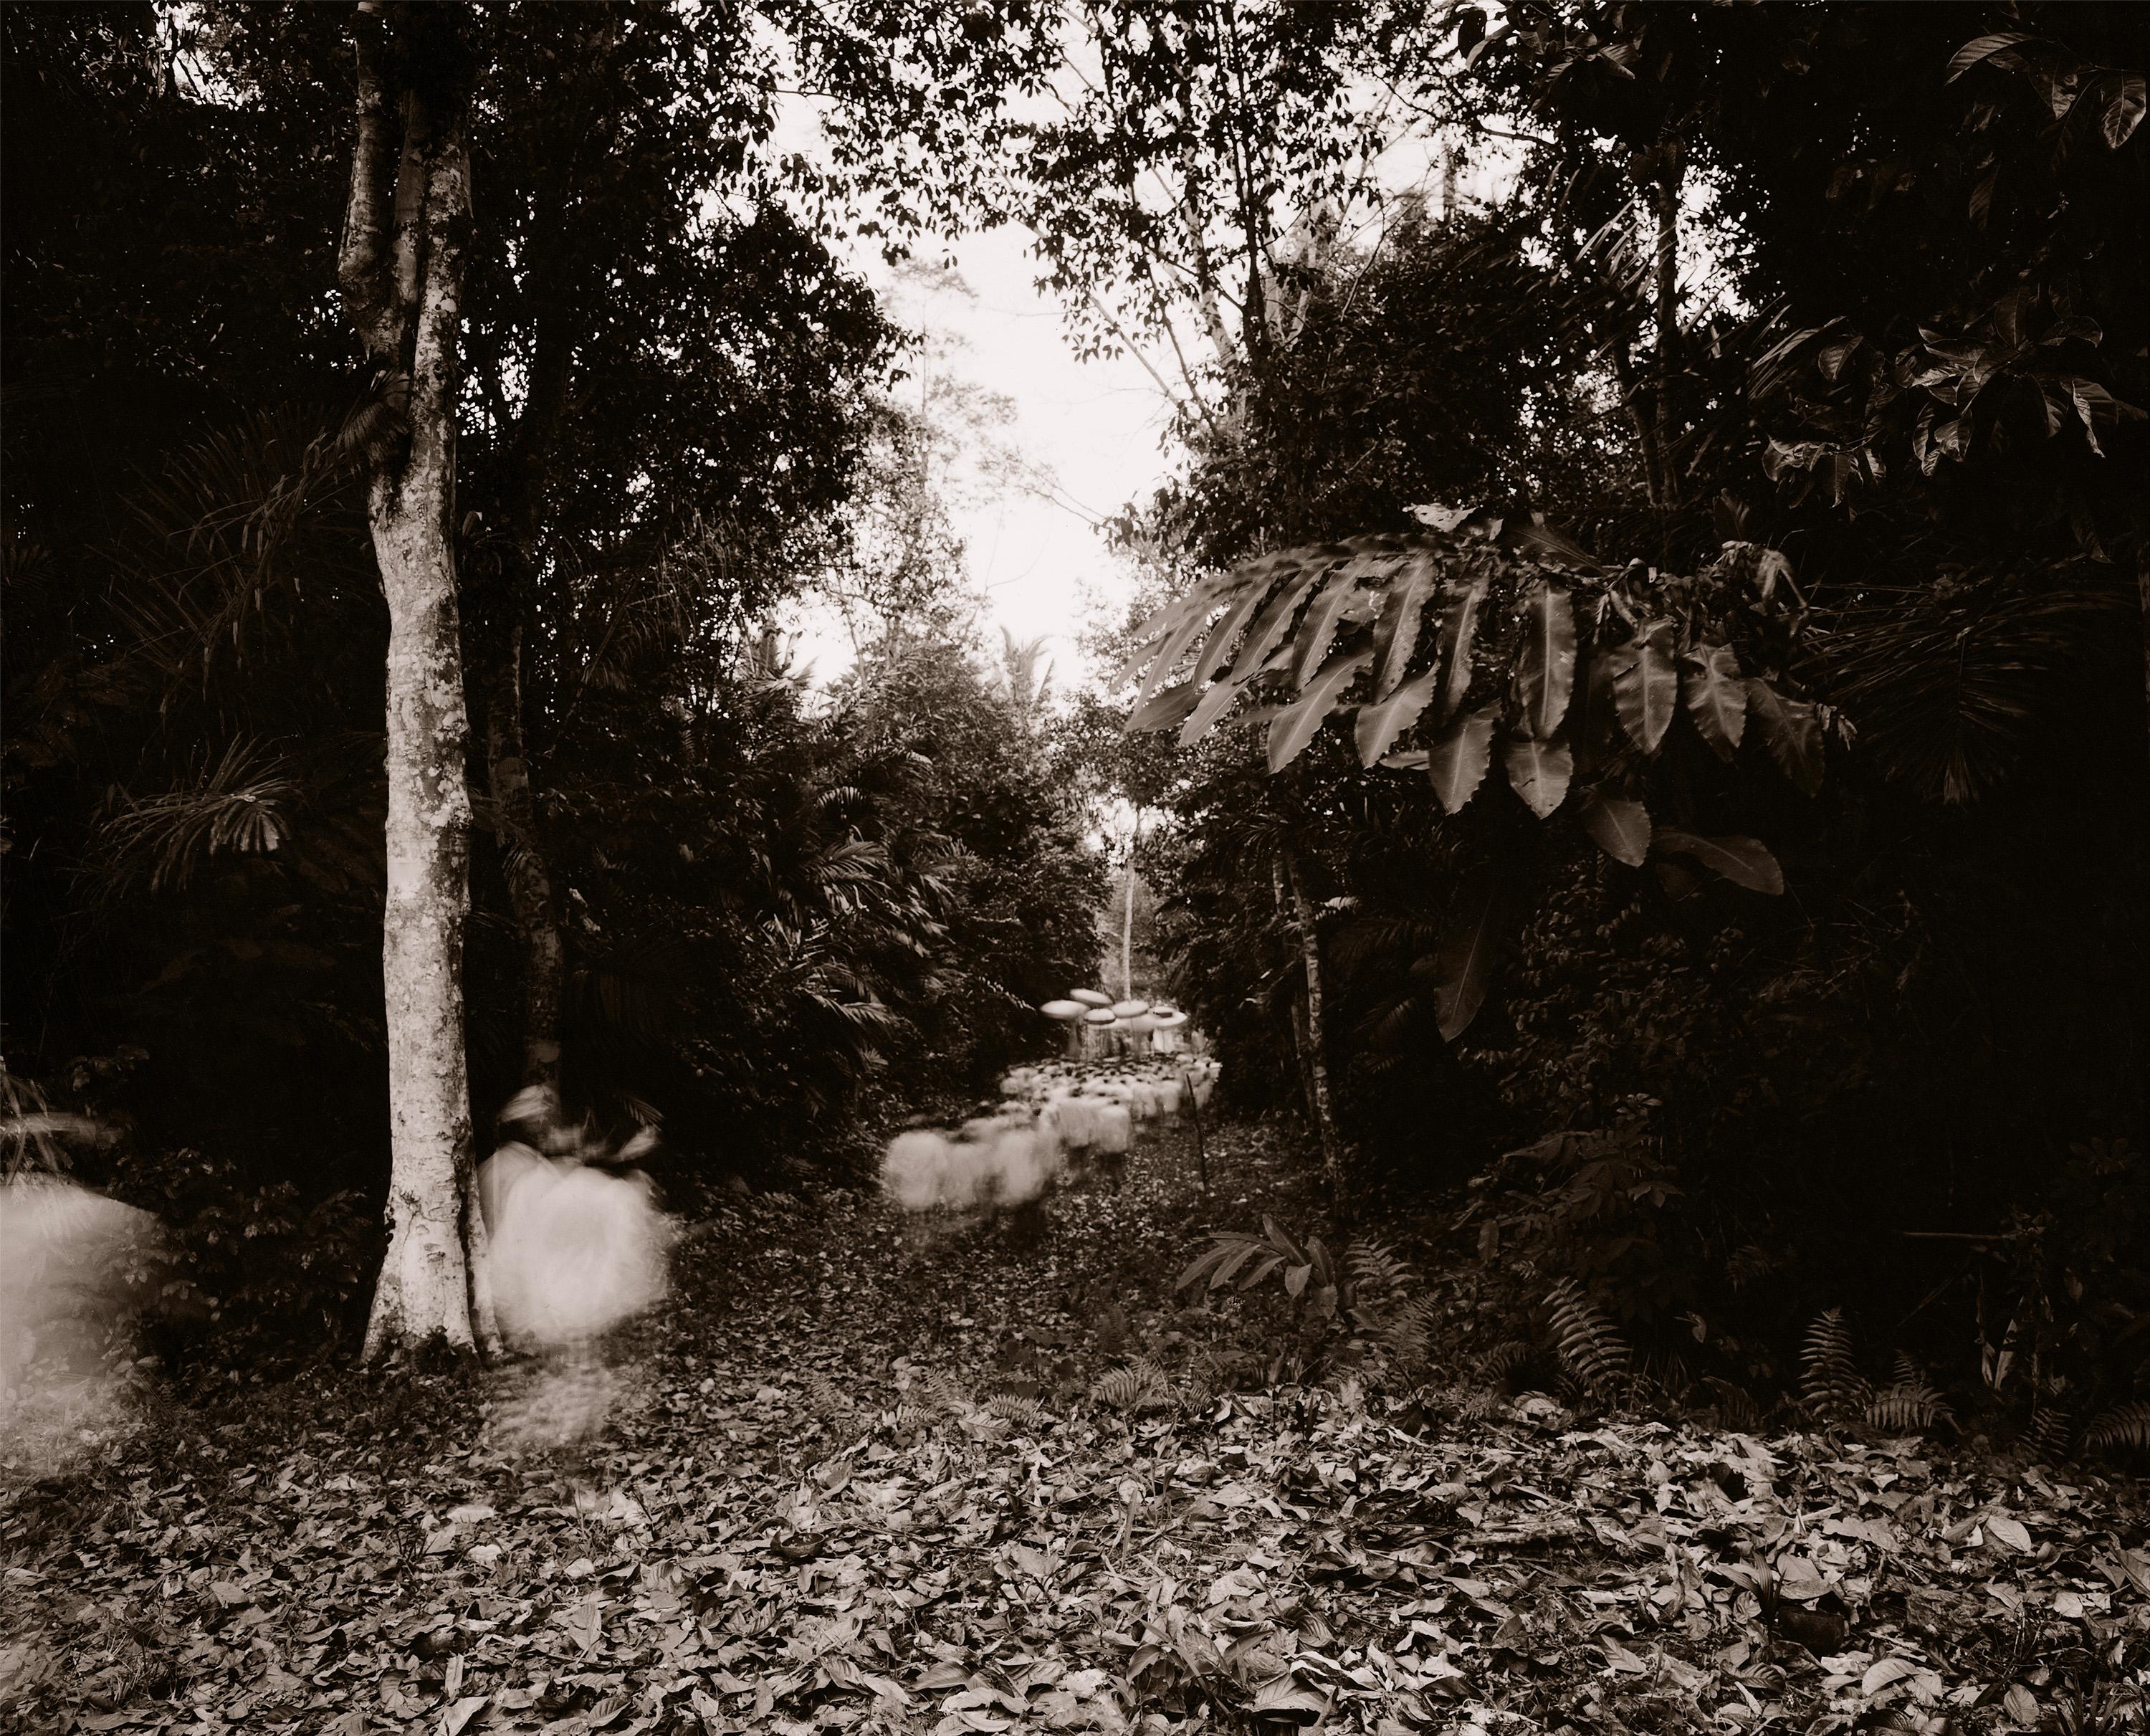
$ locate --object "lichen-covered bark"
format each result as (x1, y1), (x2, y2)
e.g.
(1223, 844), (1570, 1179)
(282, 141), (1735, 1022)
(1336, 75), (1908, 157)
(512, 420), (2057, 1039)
(1283, 848), (1343, 1193)
(345, 4), (496, 1360)
(365, 490), (487, 1357)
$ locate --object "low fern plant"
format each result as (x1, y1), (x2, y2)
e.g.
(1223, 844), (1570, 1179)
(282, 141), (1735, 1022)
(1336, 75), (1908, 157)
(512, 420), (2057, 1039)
(1802, 1313), (1954, 1436)
(1800, 1309), (1870, 1421)
(1092, 1356), (1175, 1416)
(2085, 1398), (2150, 1463)
(1866, 1354), (1954, 1435)
(1544, 1277), (1631, 1398)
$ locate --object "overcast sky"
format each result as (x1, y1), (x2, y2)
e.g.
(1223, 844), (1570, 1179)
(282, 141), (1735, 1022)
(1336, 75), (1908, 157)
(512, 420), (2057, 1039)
(783, 224), (1176, 691)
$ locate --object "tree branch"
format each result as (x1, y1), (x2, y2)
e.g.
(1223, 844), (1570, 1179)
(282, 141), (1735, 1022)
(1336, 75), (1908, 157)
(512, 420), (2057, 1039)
(338, 1), (401, 359)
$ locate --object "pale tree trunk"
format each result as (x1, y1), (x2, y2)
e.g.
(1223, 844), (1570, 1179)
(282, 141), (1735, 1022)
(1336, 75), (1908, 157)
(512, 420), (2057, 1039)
(340, 1), (497, 1359)
(1120, 811), (1142, 1001)
(1279, 848), (1344, 1190)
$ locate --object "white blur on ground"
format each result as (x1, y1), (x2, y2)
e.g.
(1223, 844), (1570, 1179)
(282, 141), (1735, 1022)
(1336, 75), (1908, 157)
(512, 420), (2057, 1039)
(477, 1089), (672, 1454)
(1, 1175), (164, 1478)
(881, 1120), (1061, 1216)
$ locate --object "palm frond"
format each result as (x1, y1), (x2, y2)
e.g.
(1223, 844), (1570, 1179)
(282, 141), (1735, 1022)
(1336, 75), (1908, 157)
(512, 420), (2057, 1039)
(93, 736), (300, 894)
(1828, 576), (2132, 804)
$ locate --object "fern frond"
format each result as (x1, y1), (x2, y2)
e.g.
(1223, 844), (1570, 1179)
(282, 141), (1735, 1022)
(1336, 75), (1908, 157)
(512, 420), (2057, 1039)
(1801, 1309), (1870, 1421)
(1865, 1382), (1953, 1435)
(2025, 1401), (2073, 1462)
(983, 1393), (1048, 1429)
(1345, 1239), (1419, 1305)
(1431, 1383), (1499, 1421)
(805, 1370), (853, 1423)
(1545, 1279), (1630, 1397)
(1372, 1294), (1440, 1365)
(1092, 1357), (1175, 1415)
(1701, 1376), (1762, 1431)
(920, 1370), (973, 1416)
(2085, 1400), (2150, 1461)
(1484, 1339), (1532, 1383)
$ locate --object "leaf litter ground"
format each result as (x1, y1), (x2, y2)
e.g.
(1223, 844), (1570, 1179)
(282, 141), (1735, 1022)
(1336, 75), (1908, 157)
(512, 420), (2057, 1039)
(4, 1121), (2146, 1735)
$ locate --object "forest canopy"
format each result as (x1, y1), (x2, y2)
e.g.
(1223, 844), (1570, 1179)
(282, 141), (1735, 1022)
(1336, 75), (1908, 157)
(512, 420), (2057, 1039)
(2, 0), (2145, 1429)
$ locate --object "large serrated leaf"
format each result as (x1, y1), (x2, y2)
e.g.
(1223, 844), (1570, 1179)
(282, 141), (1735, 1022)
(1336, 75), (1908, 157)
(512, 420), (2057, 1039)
(1370, 549), (1438, 699)
(1125, 679), (1200, 735)
(1577, 788), (1651, 867)
(1654, 829), (1784, 894)
(1434, 571), (1489, 722)
(1427, 705), (1497, 813)
(1354, 667), (1439, 767)
(1120, 589), (1195, 669)
(1117, 578), (1216, 687)
(1502, 733), (1574, 819)
(1746, 678), (1823, 795)
(1226, 561), (1329, 685)
(1177, 674), (1248, 747)
(1138, 583), (1233, 703)
(1434, 873), (1506, 1041)
(1683, 642), (1748, 760)
(1266, 649), (1371, 773)
(1517, 583), (1577, 738)
(1188, 579), (1273, 689)
(1612, 620), (1678, 753)
(1293, 564), (1366, 687)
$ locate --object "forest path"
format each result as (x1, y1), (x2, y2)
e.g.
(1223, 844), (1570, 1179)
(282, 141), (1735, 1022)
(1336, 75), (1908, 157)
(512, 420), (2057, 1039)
(5, 1121), (2147, 1735)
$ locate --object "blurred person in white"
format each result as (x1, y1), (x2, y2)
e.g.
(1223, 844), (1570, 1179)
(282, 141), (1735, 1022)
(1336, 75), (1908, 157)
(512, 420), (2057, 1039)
(479, 1087), (668, 1352)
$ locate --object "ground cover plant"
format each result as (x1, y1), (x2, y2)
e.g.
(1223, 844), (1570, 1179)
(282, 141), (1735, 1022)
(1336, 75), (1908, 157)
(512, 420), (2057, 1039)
(3, 5), (2146, 1735)
(5, 1126), (2147, 1735)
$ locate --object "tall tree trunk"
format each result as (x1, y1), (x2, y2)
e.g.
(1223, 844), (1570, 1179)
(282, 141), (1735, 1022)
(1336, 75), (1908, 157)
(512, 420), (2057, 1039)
(340, 1), (496, 1359)
(1281, 846), (1343, 1191)
(1650, 143), (1685, 509)
(2139, 566), (2149, 782)
(1271, 856), (1316, 1120)
(482, 619), (563, 1090)
(1611, 342), (1668, 510)
(1120, 811), (1142, 1001)
(476, 288), (576, 1093)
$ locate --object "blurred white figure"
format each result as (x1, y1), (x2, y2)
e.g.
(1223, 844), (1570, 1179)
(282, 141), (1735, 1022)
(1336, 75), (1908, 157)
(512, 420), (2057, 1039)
(1, 1179), (159, 1388)
(882, 1131), (955, 1212)
(878, 1117), (1061, 1216)
(477, 1100), (667, 1353)
(1, 1177), (163, 1472)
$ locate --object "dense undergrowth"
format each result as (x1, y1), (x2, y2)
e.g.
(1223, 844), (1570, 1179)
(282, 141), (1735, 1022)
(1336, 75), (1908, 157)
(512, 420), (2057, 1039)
(5, 1117), (2145, 1736)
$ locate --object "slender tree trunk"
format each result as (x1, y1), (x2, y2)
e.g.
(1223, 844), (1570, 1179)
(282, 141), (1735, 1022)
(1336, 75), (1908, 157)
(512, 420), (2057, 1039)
(340, 2), (497, 1359)
(1650, 146), (1685, 509)
(1271, 856), (1316, 1118)
(1611, 342), (1667, 510)
(1121, 811), (1142, 1001)
(1281, 847), (1343, 1191)
(477, 290), (577, 1094)
(2139, 566), (2149, 782)
(482, 621), (563, 1089)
